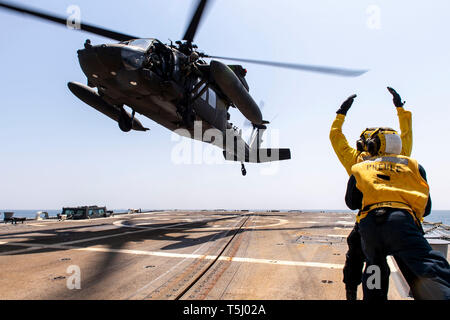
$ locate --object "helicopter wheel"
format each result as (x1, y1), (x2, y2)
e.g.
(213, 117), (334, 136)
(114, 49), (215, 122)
(241, 163), (247, 176)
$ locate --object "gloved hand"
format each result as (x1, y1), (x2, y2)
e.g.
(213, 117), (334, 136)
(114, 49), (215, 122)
(336, 94), (357, 115)
(387, 87), (405, 108)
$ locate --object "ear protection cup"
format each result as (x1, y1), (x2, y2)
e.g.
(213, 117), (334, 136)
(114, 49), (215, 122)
(356, 128), (372, 152)
(366, 139), (376, 155)
(366, 136), (380, 156)
(356, 139), (365, 152)
(357, 127), (399, 156)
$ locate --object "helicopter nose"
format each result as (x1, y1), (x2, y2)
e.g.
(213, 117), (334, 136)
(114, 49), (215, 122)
(77, 44), (123, 79)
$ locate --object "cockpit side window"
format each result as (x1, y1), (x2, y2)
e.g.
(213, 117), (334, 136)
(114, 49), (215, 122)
(208, 89), (217, 108)
(127, 39), (154, 51)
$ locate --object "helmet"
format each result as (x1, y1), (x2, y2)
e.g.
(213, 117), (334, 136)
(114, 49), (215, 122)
(356, 127), (402, 156)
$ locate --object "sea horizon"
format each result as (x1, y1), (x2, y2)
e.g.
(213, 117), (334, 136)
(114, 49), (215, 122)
(1, 208), (449, 226)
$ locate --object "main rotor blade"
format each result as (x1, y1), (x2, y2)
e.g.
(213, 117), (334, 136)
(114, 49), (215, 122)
(0, 1), (138, 42)
(203, 54), (368, 77)
(182, 0), (209, 43)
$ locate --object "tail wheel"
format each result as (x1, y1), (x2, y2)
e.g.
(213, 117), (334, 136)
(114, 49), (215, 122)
(241, 163), (247, 176)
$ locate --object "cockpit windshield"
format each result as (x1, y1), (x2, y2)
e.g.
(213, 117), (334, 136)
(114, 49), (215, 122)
(125, 38), (155, 51)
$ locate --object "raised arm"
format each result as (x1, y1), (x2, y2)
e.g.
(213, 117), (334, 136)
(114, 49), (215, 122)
(330, 94), (362, 176)
(388, 87), (413, 156)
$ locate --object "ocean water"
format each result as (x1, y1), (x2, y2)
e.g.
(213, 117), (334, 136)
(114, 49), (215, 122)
(423, 210), (450, 225)
(0, 209), (60, 219)
(1, 209), (449, 225)
(0, 209), (123, 219)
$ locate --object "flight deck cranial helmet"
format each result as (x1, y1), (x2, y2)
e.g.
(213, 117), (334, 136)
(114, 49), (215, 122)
(356, 127), (402, 156)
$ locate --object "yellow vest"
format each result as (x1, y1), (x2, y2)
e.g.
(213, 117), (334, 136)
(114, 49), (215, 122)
(351, 155), (429, 224)
(329, 107), (412, 176)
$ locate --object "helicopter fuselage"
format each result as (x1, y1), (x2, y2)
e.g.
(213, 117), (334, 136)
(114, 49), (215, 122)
(68, 38), (290, 165)
(72, 38), (264, 158)
(1, 0), (369, 172)
(78, 40), (223, 131)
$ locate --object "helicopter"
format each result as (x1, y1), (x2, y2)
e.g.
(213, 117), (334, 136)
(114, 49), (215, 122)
(0, 0), (367, 176)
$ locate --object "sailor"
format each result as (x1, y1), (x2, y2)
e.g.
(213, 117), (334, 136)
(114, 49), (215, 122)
(330, 87), (412, 300)
(345, 128), (450, 300)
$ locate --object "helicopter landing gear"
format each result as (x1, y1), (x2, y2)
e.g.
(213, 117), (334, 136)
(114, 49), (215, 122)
(118, 107), (135, 132)
(181, 104), (195, 129)
(241, 163), (247, 176)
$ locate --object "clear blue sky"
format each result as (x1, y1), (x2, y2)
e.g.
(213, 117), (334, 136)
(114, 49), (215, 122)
(1, 0), (449, 210)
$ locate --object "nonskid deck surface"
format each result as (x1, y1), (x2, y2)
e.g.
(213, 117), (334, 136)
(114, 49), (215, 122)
(0, 211), (409, 300)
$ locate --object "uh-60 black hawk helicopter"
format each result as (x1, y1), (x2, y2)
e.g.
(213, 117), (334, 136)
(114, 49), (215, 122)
(0, 0), (367, 176)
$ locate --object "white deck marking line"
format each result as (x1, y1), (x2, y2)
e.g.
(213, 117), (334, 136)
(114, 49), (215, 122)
(238, 218), (288, 230)
(1, 241), (344, 269)
(166, 218), (289, 231)
(215, 256), (343, 269)
(112, 216), (241, 230)
(126, 217), (246, 300)
(0, 241), (8, 245)
(126, 216), (224, 221)
(387, 256), (399, 272)
(296, 217), (353, 219)
(0, 217), (239, 256)
(25, 220), (61, 225)
(54, 217), (234, 246)
(336, 221), (355, 225)
(0, 245), (47, 255)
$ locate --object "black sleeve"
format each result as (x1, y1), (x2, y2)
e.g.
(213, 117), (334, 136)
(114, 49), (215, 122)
(418, 164), (432, 217)
(345, 175), (363, 210)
